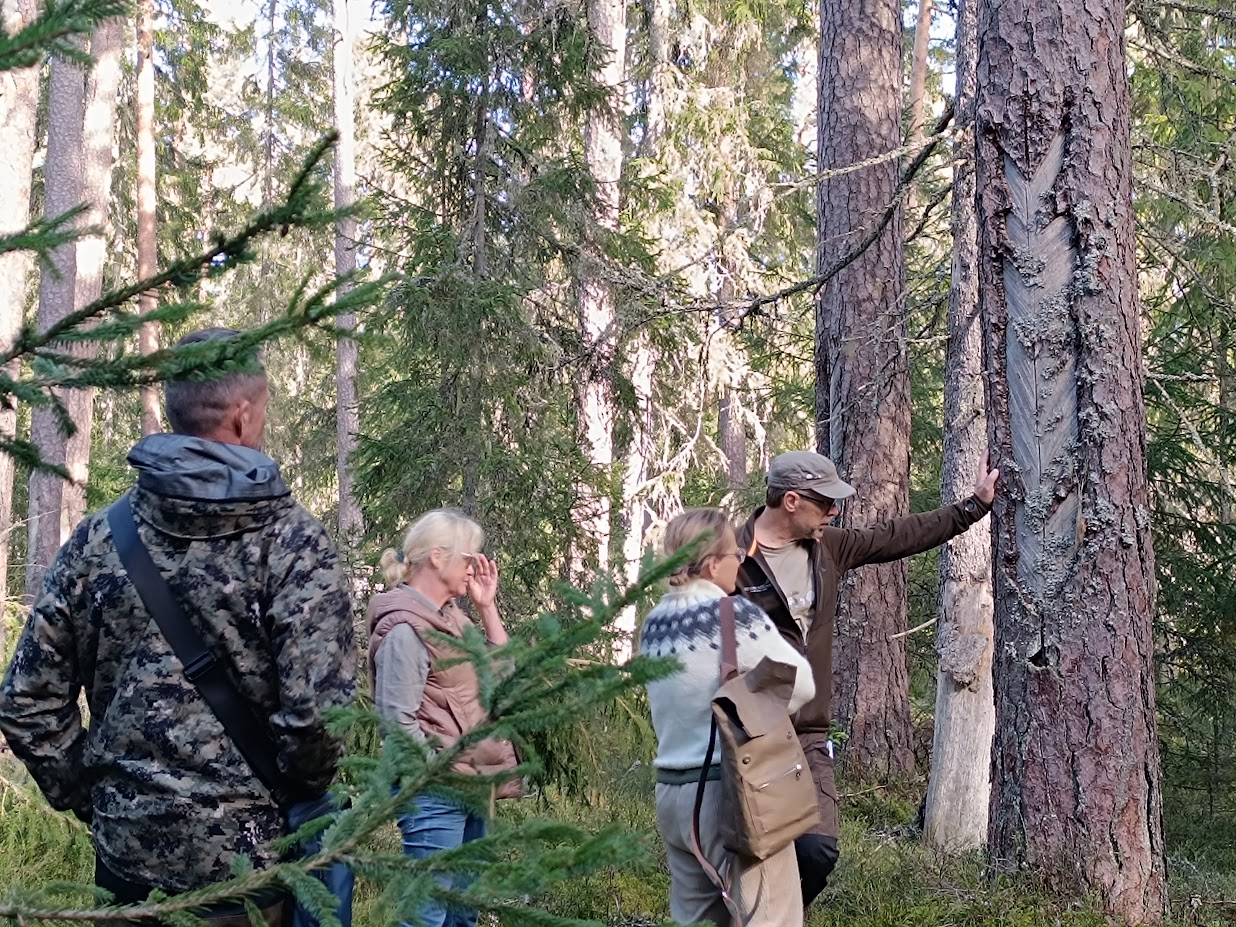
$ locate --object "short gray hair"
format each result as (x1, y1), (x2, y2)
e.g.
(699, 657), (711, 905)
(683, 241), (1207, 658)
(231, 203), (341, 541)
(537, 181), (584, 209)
(164, 328), (267, 437)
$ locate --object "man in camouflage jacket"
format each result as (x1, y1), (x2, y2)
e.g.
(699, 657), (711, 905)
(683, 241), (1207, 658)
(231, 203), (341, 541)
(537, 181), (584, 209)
(0, 328), (355, 900)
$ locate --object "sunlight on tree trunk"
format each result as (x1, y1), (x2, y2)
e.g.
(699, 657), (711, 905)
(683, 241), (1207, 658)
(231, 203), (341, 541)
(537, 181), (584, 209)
(577, 0), (626, 652)
(977, 0), (1166, 918)
(136, 0), (161, 436)
(26, 17), (124, 601)
(922, 0), (993, 854)
(333, 0), (363, 549)
(0, 0), (42, 610)
(817, 0), (914, 780)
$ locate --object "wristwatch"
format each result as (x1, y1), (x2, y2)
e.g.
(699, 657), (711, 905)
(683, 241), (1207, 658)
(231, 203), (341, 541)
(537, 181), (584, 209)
(962, 496), (982, 516)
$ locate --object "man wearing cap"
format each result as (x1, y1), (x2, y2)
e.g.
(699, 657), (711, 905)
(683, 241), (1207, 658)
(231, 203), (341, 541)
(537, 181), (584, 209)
(735, 449), (998, 907)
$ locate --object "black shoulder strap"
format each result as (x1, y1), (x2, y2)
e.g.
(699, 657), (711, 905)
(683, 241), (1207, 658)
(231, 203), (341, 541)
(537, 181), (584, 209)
(108, 494), (287, 802)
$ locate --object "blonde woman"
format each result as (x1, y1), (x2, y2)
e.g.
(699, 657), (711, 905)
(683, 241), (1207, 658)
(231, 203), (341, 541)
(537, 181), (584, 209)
(366, 509), (519, 927)
(639, 508), (815, 927)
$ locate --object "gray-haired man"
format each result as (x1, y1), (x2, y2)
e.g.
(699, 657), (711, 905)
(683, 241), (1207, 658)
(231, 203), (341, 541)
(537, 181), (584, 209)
(0, 328), (355, 919)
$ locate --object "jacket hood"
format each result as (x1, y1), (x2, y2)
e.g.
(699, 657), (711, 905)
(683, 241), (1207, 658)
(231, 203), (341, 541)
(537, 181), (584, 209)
(127, 434), (293, 540)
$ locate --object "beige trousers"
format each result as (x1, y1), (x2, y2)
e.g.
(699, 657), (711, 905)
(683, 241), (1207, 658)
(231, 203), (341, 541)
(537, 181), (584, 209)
(655, 780), (802, 927)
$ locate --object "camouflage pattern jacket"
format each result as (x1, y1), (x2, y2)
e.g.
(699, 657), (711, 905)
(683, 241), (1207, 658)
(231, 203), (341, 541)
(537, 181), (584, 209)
(0, 434), (356, 893)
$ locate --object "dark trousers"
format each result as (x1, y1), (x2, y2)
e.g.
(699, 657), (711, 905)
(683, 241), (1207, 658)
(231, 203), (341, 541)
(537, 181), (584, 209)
(94, 855), (286, 927)
(796, 833), (840, 907)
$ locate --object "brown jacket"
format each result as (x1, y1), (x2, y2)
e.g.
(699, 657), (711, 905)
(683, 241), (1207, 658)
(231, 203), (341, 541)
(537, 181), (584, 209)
(736, 496), (990, 738)
(367, 586), (520, 795)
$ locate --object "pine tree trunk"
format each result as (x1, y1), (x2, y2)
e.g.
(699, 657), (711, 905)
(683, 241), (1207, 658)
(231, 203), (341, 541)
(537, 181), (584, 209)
(922, 0), (993, 852)
(575, 0), (626, 596)
(332, 0), (363, 548)
(976, 0), (1165, 919)
(26, 19), (124, 600)
(718, 387), (746, 488)
(907, 0), (933, 145)
(816, 0), (913, 779)
(0, 0), (42, 610)
(136, 0), (161, 436)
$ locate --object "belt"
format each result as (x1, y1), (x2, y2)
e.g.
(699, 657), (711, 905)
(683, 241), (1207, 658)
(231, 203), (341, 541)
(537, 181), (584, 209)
(656, 764), (722, 785)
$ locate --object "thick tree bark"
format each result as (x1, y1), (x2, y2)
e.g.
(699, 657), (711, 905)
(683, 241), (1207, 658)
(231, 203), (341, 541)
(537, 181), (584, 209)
(0, 0), (42, 610)
(922, 0), (993, 853)
(333, 0), (363, 548)
(576, 0), (625, 618)
(817, 0), (913, 779)
(136, 0), (161, 435)
(26, 19), (124, 600)
(976, 0), (1165, 920)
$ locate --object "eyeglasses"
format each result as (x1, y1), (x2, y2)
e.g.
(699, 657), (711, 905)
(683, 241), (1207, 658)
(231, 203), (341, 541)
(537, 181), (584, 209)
(717, 550), (746, 564)
(798, 493), (840, 514)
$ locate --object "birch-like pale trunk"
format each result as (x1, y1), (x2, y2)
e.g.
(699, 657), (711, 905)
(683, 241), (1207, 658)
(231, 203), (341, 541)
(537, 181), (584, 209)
(977, 0), (1165, 918)
(922, 0), (994, 854)
(136, 0), (161, 435)
(0, 0), (42, 609)
(26, 19), (124, 600)
(332, 0), (363, 548)
(577, 0), (626, 646)
(817, 0), (913, 779)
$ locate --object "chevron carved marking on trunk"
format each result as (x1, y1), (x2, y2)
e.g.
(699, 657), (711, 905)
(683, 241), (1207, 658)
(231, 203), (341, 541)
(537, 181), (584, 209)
(1003, 132), (1082, 605)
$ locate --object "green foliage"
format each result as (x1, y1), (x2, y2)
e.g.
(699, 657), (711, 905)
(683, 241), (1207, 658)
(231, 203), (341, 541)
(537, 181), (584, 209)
(1129, 0), (1236, 846)
(0, 558), (680, 926)
(0, 0), (128, 71)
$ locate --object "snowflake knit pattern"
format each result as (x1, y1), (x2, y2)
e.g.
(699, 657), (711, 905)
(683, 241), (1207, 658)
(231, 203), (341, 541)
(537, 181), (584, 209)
(639, 579), (815, 770)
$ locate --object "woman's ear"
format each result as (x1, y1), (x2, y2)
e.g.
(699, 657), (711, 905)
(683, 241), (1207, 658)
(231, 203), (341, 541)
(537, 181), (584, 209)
(428, 546), (444, 572)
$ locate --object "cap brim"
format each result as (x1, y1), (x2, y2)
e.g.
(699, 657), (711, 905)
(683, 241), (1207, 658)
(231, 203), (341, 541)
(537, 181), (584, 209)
(799, 480), (856, 502)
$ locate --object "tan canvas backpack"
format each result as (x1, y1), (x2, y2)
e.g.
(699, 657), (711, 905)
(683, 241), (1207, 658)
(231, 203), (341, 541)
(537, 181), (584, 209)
(691, 596), (820, 899)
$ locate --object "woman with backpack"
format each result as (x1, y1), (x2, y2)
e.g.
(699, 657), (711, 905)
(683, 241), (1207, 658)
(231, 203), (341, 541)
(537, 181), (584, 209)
(639, 508), (816, 927)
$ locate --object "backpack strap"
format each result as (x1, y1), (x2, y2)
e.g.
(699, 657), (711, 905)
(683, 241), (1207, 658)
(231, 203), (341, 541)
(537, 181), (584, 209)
(719, 595), (739, 682)
(691, 717), (743, 925)
(687, 594), (745, 925)
(108, 494), (288, 805)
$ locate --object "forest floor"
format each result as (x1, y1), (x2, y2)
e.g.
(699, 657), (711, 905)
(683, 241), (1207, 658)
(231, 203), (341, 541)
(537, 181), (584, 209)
(3, 741), (1235, 925)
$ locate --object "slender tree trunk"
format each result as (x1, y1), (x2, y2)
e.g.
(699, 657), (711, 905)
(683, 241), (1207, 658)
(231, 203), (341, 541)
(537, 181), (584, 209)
(136, 0), (161, 435)
(817, 0), (913, 779)
(620, 341), (653, 621)
(332, 0), (363, 547)
(25, 18), (124, 600)
(907, 0), (933, 145)
(922, 0), (993, 853)
(575, 0), (626, 608)
(906, 0), (934, 213)
(718, 387), (746, 488)
(976, 0), (1165, 919)
(0, 0), (42, 611)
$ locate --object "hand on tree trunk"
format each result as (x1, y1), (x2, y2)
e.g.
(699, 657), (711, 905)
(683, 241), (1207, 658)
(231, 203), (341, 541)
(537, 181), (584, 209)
(974, 451), (1000, 504)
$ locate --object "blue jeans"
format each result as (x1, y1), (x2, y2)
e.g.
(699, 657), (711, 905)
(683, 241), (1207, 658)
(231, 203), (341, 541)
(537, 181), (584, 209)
(395, 794), (486, 927)
(287, 793), (354, 927)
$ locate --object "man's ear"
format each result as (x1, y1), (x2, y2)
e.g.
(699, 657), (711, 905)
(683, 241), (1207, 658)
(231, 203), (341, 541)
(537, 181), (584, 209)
(783, 491), (800, 513)
(226, 398), (251, 443)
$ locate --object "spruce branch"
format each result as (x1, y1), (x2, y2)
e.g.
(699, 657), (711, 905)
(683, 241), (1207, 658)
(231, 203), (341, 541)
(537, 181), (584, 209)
(0, 559), (682, 926)
(0, 0), (129, 71)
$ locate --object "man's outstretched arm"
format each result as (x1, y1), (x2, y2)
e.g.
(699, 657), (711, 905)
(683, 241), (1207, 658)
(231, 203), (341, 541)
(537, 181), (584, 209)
(832, 452), (1000, 570)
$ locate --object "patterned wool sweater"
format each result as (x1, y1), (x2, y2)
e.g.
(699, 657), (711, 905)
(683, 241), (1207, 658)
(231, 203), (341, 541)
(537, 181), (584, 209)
(639, 579), (815, 771)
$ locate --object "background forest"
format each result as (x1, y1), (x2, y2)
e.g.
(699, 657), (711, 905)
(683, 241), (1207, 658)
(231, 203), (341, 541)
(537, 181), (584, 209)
(0, 0), (1234, 924)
